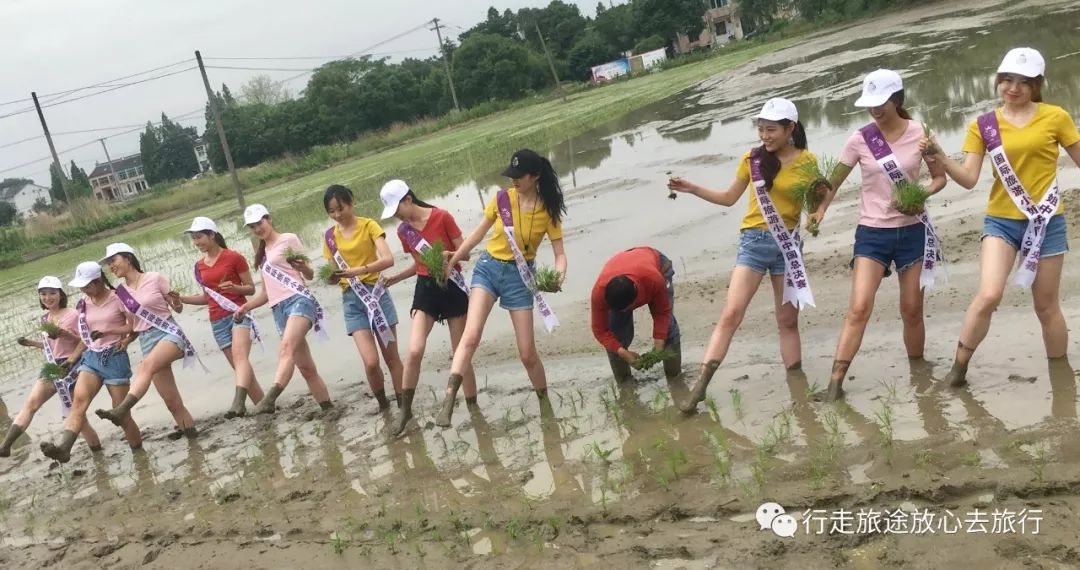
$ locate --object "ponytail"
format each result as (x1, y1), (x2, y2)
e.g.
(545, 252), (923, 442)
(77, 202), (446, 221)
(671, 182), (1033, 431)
(537, 157), (566, 226)
(404, 190), (436, 209)
(889, 90), (912, 120)
(254, 240), (267, 269)
(198, 230), (227, 249)
(118, 252), (143, 273)
(96, 275), (115, 290)
(757, 119), (808, 191)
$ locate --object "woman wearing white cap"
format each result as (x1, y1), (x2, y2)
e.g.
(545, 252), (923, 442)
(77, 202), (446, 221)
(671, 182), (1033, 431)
(668, 98), (819, 413)
(922, 47), (1080, 387)
(235, 204), (334, 414)
(319, 184), (403, 414)
(0, 277), (102, 458)
(377, 179), (477, 436)
(811, 69), (947, 401)
(40, 262), (143, 463)
(173, 216), (266, 418)
(93, 243), (200, 438)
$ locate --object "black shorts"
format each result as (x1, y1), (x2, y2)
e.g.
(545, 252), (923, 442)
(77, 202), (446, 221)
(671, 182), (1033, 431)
(412, 275), (469, 322)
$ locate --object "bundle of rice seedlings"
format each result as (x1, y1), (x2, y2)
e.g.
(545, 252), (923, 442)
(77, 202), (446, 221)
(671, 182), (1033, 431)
(893, 180), (931, 216)
(317, 264), (338, 284)
(666, 170), (677, 200)
(418, 242), (448, 289)
(284, 247), (310, 264)
(631, 348), (677, 371)
(921, 122), (942, 157)
(534, 266), (561, 293)
(40, 362), (65, 382)
(793, 155), (838, 237)
(39, 321), (62, 339)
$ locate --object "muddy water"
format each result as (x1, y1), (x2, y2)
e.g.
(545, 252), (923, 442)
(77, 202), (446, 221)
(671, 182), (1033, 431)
(3, 1), (1080, 567)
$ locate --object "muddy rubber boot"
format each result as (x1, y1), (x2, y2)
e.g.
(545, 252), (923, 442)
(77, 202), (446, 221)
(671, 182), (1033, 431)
(825, 380), (845, 402)
(182, 427), (198, 439)
(465, 396), (480, 412)
(95, 394), (140, 427)
(89, 444), (104, 453)
(319, 400), (334, 411)
(944, 361), (969, 388)
(394, 391), (403, 409)
(435, 374), (463, 428)
(663, 344), (683, 379)
(607, 351), (633, 384)
(252, 384), (284, 415)
(40, 429), (77, 463)
(369, 389), (391, 415)
(0, 424), (24, 457)
(537, 389), (554, 422)
(389, 389), (416, 437)
(225, 387), (249, 419)
(679, 360), (720, 414)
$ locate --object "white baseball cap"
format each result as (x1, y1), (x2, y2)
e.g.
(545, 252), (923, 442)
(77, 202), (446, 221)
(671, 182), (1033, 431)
(379, 179), (410, 220)
(854, 69), (904, 108)
(756, 98), (799, 122)
(37, 276), (63, 291)
(243, 203), (271, 226)
(997, 47), (1045, 78)
(68, 262), (103, 288)
(184, 216), (219, 234)
(100, 242), (135, 263)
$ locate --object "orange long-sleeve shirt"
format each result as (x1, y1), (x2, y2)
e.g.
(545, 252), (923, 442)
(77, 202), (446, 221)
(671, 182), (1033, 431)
(590, 247), (671, 353)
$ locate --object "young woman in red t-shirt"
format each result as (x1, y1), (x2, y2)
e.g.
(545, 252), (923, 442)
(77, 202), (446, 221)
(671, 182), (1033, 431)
(378, 180), (477, 436)
(174, 217), (266, 417)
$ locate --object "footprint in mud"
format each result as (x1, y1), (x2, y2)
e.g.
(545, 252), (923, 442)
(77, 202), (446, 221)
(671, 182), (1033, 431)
(1008, 374), (1037, 384)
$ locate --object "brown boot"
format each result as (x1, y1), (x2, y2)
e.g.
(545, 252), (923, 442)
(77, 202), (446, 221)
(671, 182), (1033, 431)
(40, 429), (78, 463)
(663, 343), (683, 379)
(251, 384), (283, 415)
(95, 394), (140, 427)
(370, 389), (391, 415)
(389, 389), (416, 437)
(435, 374), (463, 427)
(0, 424), (24, 457)
(225, 386), (249, 419)
(679, 360), (720, 414)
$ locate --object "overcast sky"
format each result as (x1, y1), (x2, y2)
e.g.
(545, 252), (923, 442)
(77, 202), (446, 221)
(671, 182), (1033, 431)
(0, 0), (604, 185)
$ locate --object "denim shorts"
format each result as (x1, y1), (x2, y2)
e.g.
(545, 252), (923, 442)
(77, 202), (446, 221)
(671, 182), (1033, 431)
(735, 229), (788, 275)
(272, 294), (318, 335)
(982, 214), (1068, 257)
(470, 252), (535, 311)
(139, 322), (187, 356)
(608, 251), (681, 350)
(851, 222), (926, 277)
(211, 315), (251, 350)
(342, 286), (399, 335)
(76, 348), (132, 385)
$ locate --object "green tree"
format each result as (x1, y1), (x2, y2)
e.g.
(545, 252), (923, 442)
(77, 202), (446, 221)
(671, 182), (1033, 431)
(518, 1), (588, 59)
(568, 31), (620, 80)
(738, 0), (781, 32)
(48, 163), (66, 203)
(633, 0), (706, 43)
(459, 6), (517, 42)
(143, 114), (200, 183)
(139, 121), (161, 183)
(633, 35), (668, 54)
(452, 34), (547, 107)
(0, 201), (17, 227)
(69, 160), (91, 189)
(593, 3), (636, 53)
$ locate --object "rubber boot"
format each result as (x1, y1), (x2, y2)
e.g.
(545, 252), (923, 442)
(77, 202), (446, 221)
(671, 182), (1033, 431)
(944, 361), (969, 388)
(607, 351), (633, 384)
(663, 344), (683, 379)
(96, 394), (140, 427)
(40, 429), (77, 463)
(0, 424), (24, 457)
(389, 389), (416, 437)
(435, 374), (463, 427)
(537, 388), (554, 422)
(319, 400), (334, 411)
(182, 427), (198, 439)
(370, 389), (391, 415)
(465, 396), (479, 412)
(252, 384), (284, 415)
(680, 360), (720, 414)
(225, 387), (249, 419)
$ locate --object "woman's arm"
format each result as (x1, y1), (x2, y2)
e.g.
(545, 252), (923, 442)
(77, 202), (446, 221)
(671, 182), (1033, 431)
(1064, 141), (1080, 169)
(16, 336), (45, 349)
(812, 162), (854, 223)
(178, 292), (209, 306)
(348, 236), (394, 277)
(219, 269), (257, 297)
(922, 136), (983, 190)
(667, 176), (750, 207)
(384, 259), (417, 287)
(550, 238), (567, 289)
(924, 154), (948, 195)
(448, 217), (495, 268)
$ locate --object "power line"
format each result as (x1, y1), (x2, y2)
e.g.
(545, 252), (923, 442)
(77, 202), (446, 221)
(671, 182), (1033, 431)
(203, 47), (437, 62)
(39, 67), (198, 109)
(0, 135), (44, 150)
(206, 65), (318, 73)
(34, 58), (196, 103)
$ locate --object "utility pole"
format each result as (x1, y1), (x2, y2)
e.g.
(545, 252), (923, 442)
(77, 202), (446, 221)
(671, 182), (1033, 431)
(31, 92), (71, 203)
(195, 50), (245, 211)
(534, 23), (566, 103)
(99, 139), (121, 200)
(430, 18), (461, 113)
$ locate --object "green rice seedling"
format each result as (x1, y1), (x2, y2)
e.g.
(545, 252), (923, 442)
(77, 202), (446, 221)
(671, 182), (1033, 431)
(793, 155), (838, 237)
(704, 397), (721, 423)
(804, 382), (822, 401)
(666, 170), (677, 200)
(892, 180), (930, 216)
(534, 266), (561, 293)
(418, 242), (448, 288)
(317, 264), (338, 284)
(704, 430), (732, 483)
(284, 246), (309, 264)
(40, 362), (65, 382)
(729, 388), (744, 422)
(921, 122), (942, 156)
(1031, 444), (1048, 483)
(39, 321), (62, 339)
(962, 451), (980, 467)
(631, 348), (676, 371)
(873, 402), (895, 465)
(331, 531), (349, 555)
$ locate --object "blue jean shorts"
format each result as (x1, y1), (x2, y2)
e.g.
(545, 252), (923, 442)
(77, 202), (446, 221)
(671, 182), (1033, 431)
(608, 251), (681, 351)
(211, 315), (251, 350)
(471, 252), (535, 311)
(139, 321), (187, 356)
(342, 286), (399, 335)
(852, 222), (926, 277)
(272, 294), (318, 335)
(983, 214), (1068, 257)
(76, 348), (132, 385)
(735, 229), (789, 275)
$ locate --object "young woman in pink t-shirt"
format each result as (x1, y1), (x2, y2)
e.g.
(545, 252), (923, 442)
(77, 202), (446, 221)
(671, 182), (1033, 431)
(94, 244), (200, 439)
(235, 204), (333, 415)
(0, 278), (101, 458)
(812, 70), (946, 401)
(40, 262), (143, 463)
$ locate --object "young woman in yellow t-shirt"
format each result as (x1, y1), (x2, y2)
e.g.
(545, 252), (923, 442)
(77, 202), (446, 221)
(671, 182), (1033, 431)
(320, 184), (404, 413)
(668, 98), (819, 413)
(435, 149), (568, 427)
(923, 48), (1080, 387)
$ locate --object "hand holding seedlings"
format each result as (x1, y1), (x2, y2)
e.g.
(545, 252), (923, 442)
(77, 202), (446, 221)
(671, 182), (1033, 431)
(317, 264), (339, 284)
(667, 176), (695, 196)
(666, 171), (677, 200)
(219, 280), (237, 293)
(794, 156), (838, 237)
(17, 336), (34, 347)
(284, 247), (310, 266)
(40, 362), (65, 382)
(90, 331), (105, 341)
(921, 122), (942, 157)
(418, 242), (448, 289)
(631, 348), (677, 371)
(39, 321), (63, 339)
(892, 180), (931, 216)
(534, 266), (562, 293)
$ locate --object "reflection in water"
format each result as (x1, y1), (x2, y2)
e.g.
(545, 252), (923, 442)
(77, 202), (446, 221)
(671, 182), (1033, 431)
(784, 369), (827, 445)
(1047, 358), (1077, 420)
(908, 359), (950, 437)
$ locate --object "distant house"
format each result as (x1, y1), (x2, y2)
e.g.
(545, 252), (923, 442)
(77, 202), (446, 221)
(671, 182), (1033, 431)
(676, 0), (746, 54)
(88, 155), (149, 201)
(193, 138), (212, 174)
(0, 181), (51, 218)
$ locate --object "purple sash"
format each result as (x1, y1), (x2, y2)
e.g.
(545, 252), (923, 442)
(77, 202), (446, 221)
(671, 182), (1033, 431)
(40, 313), (76, 417)
(260, 261), (329, 341)
(748, 150), (815, 309)
(495, 189), (559, 332)
(397, 222), (469, 294)
(194, 264), (263, 350)
(116, 284), (207, 371)
(976, 111), (1060, 288)
(324, 227), (394, 346)
(859, 123), (946, 290)
(76, 298), (108, 353)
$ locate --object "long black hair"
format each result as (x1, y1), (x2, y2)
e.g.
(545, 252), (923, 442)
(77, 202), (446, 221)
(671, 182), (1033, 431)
(39, 289), (69, 310)
(116, 252), (143, 273)
(253, 218), (270, 268)
(757, 119), (808, 191)
(403, 190), (435, 209)
(536, 156), (566, 226)
(200, 230), (227, 249)
(94, 274), (115, 291)
(323, 184), (355, 212)
(888, 90), (912, 120)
